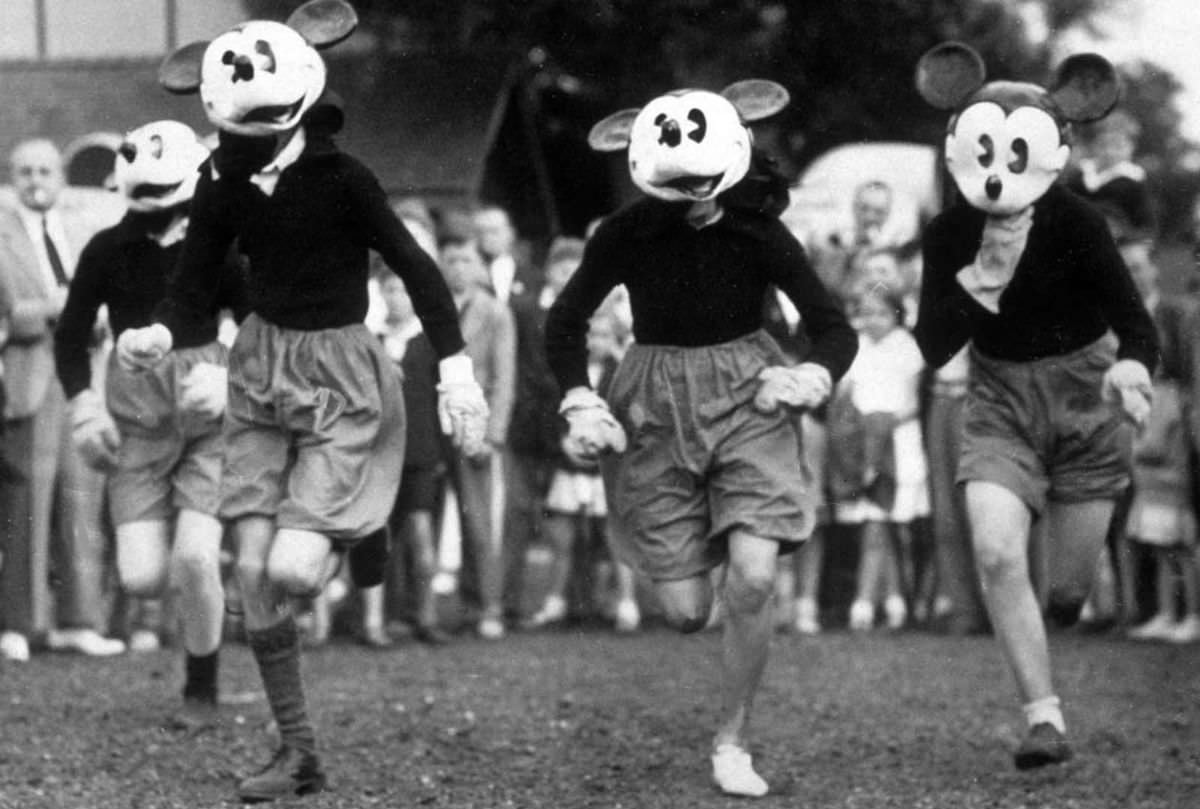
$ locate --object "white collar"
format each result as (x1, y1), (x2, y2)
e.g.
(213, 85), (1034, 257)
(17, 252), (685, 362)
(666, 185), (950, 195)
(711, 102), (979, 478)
(210, 128), (307, 196)
(1079, 158), (1146, 192)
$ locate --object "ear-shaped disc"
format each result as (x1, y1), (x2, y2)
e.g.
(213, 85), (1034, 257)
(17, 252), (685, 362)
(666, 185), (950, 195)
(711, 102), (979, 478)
(287, 0), (359, 48)
(721, 79), (790, 122)
(158, 40), (209, 94)
(915, 41), (986, 110)
(587, 109), (641, 152)
(1050, 53), (1119, 123)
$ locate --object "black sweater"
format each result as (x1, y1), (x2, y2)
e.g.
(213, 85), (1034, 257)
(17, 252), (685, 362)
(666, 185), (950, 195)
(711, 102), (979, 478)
(155, 133), (464, 358)
(544, 198), (858, 392)
(55, 213), (248, 399)
(916, 184), (1158, 373)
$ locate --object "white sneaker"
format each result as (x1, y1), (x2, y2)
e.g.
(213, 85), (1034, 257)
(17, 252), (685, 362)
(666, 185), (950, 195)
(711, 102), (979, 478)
(711, 743), (768, 797)
(523, 595), (567, 629)
(848, 600), (874, 631)
(46, 628), (126, 656)
(793, 598), (821, 635)
(1127, 613), (1176, 642)
(0, 631), (30, 662)
(614, 599), (641, 633)
(128, 629), (161, 653)
(884, 596), (907, 630)
(431, 571), (458, 596)
(478, 616), (506, 640)
(1165, 615), (1200, 644)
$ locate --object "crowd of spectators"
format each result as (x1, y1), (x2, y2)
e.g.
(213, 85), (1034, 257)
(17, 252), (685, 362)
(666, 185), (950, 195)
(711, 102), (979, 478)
(3, 107), (1199, 665)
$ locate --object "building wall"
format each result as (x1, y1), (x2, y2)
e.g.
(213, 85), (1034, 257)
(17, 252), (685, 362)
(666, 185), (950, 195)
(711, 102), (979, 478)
(0, 0), (245, 60)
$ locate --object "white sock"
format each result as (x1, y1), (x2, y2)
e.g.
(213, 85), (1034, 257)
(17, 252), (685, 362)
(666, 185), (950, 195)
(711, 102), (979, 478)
(1022, 695), (1065, 733)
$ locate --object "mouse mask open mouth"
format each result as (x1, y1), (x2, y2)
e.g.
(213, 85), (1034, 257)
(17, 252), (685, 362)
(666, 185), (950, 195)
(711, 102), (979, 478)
(113, 120), (209, 212)
(159, 0), (359, 138)
(588, 80), (790, 203)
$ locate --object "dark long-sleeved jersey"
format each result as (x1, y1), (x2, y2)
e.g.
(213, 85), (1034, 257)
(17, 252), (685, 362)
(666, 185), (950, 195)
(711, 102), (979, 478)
(55, 213), (247, 399)
(544, 198), (857, 392)
(915, 184), (1158, 373)
(154, 132), (464, 358)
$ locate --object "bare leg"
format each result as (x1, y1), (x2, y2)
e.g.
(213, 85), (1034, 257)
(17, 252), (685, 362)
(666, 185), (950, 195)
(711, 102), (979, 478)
(116, 520), (172, 599)
(530, 512), (575, 622)
(403, 511), (440, 631)
(851, 521), (888, 628)
(965, 482), (1046, 704)
(170, 509), (224, 656)
(1044, 499), (1115, 627)
(715, 531), (779, 749)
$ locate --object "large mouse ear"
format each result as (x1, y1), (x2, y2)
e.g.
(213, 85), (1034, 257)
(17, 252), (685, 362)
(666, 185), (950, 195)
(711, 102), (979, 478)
(1050, 53), (1119, 123)
(915, 41), (986, 110)
(721, 80), (790, 122)
(159, 41), (209, 94)
(287, 0), (359, 49)
(588, 109), (641, 152)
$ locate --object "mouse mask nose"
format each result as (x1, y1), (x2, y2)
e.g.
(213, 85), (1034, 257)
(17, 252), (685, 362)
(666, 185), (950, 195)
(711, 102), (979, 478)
(655, 115), (681, 147)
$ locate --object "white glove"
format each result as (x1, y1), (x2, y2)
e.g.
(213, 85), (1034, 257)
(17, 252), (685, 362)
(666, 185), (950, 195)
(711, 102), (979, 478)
(69, 390), (120, 472)
(179, 362), (228, 420)
(559, 387), (627, 465)
(754, 363), (832, 413)
(116, 323), (173, 372)
(437, 355), (490, 459)
(1102, 359), (1152, 427)
(956, 208), (1033, 313)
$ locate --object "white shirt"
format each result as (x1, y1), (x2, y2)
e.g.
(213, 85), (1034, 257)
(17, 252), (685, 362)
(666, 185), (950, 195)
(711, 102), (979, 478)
(15, 204), (74, 293)
(843, 328), (925, 416)
(489, 253), (517, 304)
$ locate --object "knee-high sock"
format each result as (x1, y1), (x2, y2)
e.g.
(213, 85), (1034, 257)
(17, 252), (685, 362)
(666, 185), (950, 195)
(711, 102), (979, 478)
(183, 650), (219, 702)
(247, 617), (316, 753)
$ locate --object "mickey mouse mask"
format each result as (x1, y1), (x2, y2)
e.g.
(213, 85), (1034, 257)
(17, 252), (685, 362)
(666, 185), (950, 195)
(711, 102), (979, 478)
(159, 0), (357, 137)
(113, 120), (209, 213)
(916, 42), (1119, 216)
(589, 81), (790, 202)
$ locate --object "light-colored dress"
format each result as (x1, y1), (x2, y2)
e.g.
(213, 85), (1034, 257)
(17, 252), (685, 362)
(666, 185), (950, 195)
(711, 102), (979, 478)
(835, 328), (930, 523)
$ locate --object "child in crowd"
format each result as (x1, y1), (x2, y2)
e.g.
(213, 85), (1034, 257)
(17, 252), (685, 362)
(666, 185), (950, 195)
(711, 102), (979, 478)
(525, 307), (639, 631)
(774, 411), (829, 634)
(437, 236), (516, 639)
(831, 287), (929, 630)
(1067, 109), (1156, 242)
(1121, 241), (1200, 643)
(379, 267), (450, 645)
(503, 237), (583, 622)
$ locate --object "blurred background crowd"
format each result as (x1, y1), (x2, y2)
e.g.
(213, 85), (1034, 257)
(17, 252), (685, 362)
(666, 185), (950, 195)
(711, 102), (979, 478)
(4, 0), (1200, 662)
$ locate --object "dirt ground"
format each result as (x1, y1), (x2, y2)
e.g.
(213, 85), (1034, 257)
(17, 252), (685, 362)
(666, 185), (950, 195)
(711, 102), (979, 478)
(0, 626), (1197, 809)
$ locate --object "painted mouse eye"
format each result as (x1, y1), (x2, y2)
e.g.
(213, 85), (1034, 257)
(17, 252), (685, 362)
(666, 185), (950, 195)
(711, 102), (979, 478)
(254, 40), (277, 74)
(149, 135), (164, 160)
(1007, 138), (1028, 173)
(977, 134), (994, 169)
(687, 109), (707, 143)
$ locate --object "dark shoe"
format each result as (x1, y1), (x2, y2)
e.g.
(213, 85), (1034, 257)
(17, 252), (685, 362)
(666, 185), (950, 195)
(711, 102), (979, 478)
(165, 696), (220, 734)
(238, 746), (326, 803)
(413, 624), (451, 646)
(1014, 723), (1072, 770)
(348, 529), (390, 588)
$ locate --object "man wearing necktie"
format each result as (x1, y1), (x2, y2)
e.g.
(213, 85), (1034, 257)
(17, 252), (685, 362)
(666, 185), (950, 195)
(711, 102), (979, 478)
(0, 138), (123, 661)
